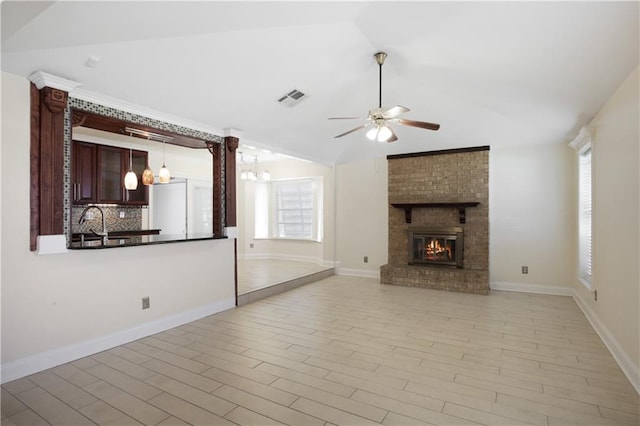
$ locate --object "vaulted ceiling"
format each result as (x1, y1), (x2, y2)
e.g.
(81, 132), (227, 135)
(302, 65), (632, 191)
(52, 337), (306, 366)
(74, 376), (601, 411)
(2, 1), (638, 164)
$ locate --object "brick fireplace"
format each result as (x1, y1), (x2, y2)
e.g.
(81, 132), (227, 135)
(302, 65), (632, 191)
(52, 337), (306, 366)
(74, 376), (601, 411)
(380, 146), (489, 295)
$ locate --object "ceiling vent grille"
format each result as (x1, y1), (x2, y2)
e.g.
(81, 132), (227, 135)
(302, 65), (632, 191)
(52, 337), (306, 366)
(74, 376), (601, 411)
(276, 89), (307, 107)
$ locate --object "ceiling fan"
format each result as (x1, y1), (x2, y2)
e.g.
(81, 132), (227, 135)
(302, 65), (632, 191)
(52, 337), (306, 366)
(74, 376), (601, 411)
(330, 51), (440, 143)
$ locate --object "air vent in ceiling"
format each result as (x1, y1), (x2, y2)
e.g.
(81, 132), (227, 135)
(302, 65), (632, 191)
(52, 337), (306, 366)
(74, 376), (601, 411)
(276, 89), (307, 107)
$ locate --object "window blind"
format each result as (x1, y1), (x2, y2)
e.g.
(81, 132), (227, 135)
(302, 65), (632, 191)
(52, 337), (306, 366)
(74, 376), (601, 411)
(578, 148), (592, 287)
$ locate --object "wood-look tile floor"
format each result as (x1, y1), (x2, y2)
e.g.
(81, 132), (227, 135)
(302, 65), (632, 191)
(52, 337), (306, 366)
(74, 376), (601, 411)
(2, 275), (638, 425)
(237, 259), (333, 295)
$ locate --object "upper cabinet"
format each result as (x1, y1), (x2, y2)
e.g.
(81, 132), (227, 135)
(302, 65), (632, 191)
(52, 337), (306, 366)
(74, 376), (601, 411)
(72, 140), (149, 205)
(72, 141), (97, 203)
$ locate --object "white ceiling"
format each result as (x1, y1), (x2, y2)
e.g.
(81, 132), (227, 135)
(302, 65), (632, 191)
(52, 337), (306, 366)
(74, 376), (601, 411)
(2, 1), (638, 165)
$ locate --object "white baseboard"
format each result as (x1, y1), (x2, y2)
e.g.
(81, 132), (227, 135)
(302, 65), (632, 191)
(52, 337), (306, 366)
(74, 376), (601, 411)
(1, 297), (235, 384)
(573, 292), (640, 395)
(490, 281), (574, 296)
(337, 267), (380, 279)
(239, 253), (334, 268)
(492, 280), (639, 395)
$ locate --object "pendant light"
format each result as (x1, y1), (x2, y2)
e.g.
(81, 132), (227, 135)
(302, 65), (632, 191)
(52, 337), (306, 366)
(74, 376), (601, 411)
(159, 139), (171, 183)
(142, 164), (154, 185)
(141, 135), (154, 185)
(124, 144), (138, 190)
(124, 127), (173, 184)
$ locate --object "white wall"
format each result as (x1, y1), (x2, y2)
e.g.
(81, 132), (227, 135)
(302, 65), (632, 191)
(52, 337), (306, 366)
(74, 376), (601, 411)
(573, 66), (639, 391)
(1, 72), (236, 382)
(237, 158), (335, 266)
(489, 143), (577, 293)
(335, 158), (388, 277)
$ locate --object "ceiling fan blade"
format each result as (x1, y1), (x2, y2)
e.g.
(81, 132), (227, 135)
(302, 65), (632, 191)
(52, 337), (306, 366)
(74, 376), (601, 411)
(328, 117), (363, 120)
(385, 126), (398, 143)
(382, 105), (410, 118)
(334, 124), (368, 138)
(396, 118), (440, 131)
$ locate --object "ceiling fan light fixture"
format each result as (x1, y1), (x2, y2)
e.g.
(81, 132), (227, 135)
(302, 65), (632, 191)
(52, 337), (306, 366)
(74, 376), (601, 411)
(366, 127), (379, 141)
(377, 125), (392, 142)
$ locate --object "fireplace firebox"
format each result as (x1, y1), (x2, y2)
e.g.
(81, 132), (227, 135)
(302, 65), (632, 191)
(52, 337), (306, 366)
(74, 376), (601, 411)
(408, 227), (463, 268)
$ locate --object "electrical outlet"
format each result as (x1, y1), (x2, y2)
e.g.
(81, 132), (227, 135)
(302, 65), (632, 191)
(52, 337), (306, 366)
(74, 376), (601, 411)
(119, 211), (125, 218)
(86, 211), (94, 220)
(521, 266), (528, 274)
(250, 242), (254, 249)
(594, 290), (598, 301)
(142, 297), (150, 310)
(364, 256), (368, 263)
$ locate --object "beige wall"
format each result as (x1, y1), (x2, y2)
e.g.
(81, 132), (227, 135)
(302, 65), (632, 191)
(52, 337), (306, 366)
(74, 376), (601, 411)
(1, 72), (236, 381)
(236, 158), (335, 265)
(574, 66), (639, 385)
(335, 158), (388, 276)
(489, 143), (576, 290)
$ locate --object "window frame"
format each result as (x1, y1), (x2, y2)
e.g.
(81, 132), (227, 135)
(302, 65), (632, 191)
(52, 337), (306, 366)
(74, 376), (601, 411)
(570, 127), (593, 290)
(254, 176), (323, 242)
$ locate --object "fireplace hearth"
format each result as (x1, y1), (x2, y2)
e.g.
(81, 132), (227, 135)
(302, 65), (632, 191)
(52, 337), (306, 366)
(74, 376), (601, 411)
(408, 227), (463, 268)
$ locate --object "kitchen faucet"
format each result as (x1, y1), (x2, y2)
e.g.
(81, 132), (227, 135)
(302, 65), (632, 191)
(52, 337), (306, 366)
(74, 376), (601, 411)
(78, 205), (108, 245)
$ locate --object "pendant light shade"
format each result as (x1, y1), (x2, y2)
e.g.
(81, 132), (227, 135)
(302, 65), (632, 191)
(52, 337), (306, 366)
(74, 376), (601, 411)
(159, 164), (171, 183)
(124, 170), (138, 190)
(142, 166), (154, 185)
(124, 145), (138, 190)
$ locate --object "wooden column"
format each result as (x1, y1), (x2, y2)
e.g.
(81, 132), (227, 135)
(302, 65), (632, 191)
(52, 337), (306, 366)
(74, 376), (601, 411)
(224, 136), (239, 227)
(209, 142), (223, 237)
(30, 83), (68, 250)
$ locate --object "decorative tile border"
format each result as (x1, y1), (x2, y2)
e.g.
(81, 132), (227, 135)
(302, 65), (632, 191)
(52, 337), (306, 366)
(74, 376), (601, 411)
(63, 98), (225, 242)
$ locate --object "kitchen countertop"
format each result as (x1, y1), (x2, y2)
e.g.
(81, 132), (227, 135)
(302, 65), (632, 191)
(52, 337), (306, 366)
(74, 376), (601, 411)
(69, 232), (226, 249)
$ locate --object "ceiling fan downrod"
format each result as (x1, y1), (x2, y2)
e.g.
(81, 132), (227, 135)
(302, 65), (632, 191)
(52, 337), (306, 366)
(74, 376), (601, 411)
(374, 52), (387, 109)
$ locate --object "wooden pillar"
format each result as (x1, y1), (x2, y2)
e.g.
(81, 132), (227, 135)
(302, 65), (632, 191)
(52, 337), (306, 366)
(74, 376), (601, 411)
(210, 142), (223, 237)
(224, 136), (239, 227)
(30, 83), (68, 250)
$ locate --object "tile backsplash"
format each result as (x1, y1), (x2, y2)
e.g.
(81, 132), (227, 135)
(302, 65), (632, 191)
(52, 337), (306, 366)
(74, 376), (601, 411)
(71, 205), (143, 234)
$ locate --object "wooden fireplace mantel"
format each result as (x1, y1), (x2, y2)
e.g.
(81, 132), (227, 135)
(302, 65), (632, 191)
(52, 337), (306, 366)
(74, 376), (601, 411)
(391, 202), (480, 224)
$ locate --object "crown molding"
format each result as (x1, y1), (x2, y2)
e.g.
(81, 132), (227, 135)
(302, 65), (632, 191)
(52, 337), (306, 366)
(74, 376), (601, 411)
(569, 126), (593, 154)
(71, 87), (224, 137)
(223, 128), (245, 139)
(28, 71), (82, 92)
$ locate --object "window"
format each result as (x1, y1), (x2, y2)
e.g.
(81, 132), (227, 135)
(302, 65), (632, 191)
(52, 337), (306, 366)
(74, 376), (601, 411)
(254, 177), (323, 241)
(571, 126), (593, 289)
(578, 148), (592, 288)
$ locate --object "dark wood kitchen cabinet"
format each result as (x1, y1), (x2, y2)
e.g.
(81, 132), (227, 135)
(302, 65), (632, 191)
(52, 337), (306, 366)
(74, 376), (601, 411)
(71, 141), (97, 204)
(72, 141), (148, 205)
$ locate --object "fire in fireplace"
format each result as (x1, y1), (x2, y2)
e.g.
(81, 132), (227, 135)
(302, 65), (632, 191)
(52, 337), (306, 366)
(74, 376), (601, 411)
(408, 227), (463, 268)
